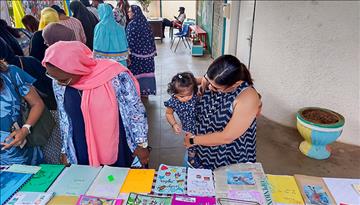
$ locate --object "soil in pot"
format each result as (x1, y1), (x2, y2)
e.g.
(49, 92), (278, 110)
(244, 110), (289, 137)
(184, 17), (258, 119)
(301, 109), (339, 124)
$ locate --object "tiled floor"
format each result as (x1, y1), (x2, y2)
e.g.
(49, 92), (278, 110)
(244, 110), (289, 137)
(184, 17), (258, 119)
(144, 36), (360, 178)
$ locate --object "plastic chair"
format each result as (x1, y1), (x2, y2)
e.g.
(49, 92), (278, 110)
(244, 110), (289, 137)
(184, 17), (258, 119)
(170, 24), (191, 52)
(169, 20), (183, 40)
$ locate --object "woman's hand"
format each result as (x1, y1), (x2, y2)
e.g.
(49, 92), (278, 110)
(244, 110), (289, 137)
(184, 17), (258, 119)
(184, 132), (194, 148)
(1, 128), (29, 150)
(198, 76), (209, 96)
(172, 123), (182, 135)
(126, 57), (131, 66)
(133, 146), (150, 167)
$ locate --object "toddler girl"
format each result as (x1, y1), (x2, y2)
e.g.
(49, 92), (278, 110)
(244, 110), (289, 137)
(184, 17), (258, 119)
(164, 72), (199, 168)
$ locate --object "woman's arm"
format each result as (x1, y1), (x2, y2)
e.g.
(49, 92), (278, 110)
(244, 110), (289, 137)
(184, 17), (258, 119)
(184, 88), (259, 147)
(165, 107), (181, 134)
(1, 87), (44, 149)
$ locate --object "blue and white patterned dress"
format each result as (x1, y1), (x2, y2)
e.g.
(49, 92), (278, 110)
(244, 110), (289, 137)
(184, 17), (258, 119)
(164, 95), (200, 167)
(194, 82), (256, 170)
(0, 65), (43, 165)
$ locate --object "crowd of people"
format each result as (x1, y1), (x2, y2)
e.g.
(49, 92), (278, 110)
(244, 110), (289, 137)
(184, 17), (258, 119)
(0, 0), (261, 171)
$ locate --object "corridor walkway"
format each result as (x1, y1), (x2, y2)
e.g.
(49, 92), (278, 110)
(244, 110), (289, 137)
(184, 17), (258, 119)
(144, 37), (360, 178)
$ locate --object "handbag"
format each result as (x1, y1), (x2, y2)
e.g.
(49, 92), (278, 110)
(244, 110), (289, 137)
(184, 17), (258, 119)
(11, 58), (55, 147)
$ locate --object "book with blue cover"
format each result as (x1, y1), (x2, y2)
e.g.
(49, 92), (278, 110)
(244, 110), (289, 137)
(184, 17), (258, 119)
(47, 164), (101, 196)
(0, 172), (32, 205)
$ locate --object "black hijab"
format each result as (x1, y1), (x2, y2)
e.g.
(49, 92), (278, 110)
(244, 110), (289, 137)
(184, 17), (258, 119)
(70, 1), (99, 50)
(0, 20), (24, 56)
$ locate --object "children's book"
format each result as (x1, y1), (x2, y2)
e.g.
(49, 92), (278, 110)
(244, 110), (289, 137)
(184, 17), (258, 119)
(47, 164), (101, 196)
(47, 195), (79, 205)
(125, 193), (171, 205)
(154, 164), (186, 195)
(0, 172), (32, 205)
(120, 169), (155, 193)
(323, 177), (360, 205)
(171, 194), (216, 205)
(294, 175), (336, 205)
(6, 192), (55, 205)
(214, 163), (273, 205)
(3, 164), (41, 174)
(266, 175), (304, 205)
(187, 168), (215, 196)
(86, 165), (129, 198)
(76, 195), (123, 205)
(21, 164), (65, 192)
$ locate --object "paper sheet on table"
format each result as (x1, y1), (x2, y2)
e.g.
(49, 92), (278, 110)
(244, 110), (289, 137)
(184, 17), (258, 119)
(120, 169), (155, 193)
(323, 177), (360, 205)
(187, 168), (215, 196)
(4, 164), (41, 174)
(267, 175), (304, 205)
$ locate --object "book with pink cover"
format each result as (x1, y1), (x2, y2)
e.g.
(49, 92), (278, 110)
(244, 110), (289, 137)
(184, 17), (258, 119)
(76, 195), (123, 205)
(171, 194), (216, 205)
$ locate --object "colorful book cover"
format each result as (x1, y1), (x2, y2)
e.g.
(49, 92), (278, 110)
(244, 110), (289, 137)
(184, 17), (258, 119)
(86, 165), (129, 198)
(21, 164), (65, 192)
(294, 175), (336, 205)
(126, 193), (171, 205)
(323, 177), (360, 205)
(47, 196), (79, 205)
(187, 168), (215, 196)
(120, 169), (155, 193)
(4, 164), (41, 174)
(214, 163), (273, 205)
(76, 195), (123, 205)
(47, 164), (101, 196)
(266, 175), (304, 205)
(0, 172), (32, 205)
(171, 194), (216, 205)
(154, 164), (186, 195)
(6, 192), (55, 205)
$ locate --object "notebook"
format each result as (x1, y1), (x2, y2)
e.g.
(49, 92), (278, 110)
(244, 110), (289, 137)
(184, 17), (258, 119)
(120, 169), (155, 193)
(266, 175), (304, 205)
(47, 164), (101, 196)
(0, 172), (32, 205)
(6, 192), (55, 205)
(171, 194), (216, 205)
(294, 175), (336, 205)
(20, 164), (65, 192)
(86, 165), (129, 198)
(323, 177), (360, 205)
(154, 164), (187, 194)
(214, 163), (273, 205)
(187, 168), (215, 196)
(4, 164), (41, 174)
(76, 195), (123, 205)
(126, 193), (171, 205)
(47, 196), (79, 205)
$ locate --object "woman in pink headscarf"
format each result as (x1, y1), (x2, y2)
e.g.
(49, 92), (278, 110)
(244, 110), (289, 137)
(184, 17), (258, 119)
(42, 41), (149, 167)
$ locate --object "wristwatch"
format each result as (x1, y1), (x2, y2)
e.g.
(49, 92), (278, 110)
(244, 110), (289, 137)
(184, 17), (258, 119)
(22, 124), (32, 134)
(189, 135), (195, 145)
(138, 141), (148, 148)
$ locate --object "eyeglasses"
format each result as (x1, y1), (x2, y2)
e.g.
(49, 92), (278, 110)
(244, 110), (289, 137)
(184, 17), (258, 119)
(203, 74), (225, 92)
(45, 71), (72, 86)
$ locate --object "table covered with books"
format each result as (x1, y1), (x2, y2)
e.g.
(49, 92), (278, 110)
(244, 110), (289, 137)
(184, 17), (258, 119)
(0, 163), (359, 205)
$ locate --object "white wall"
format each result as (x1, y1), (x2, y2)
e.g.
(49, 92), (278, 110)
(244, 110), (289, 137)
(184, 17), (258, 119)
(162, 0), (196, 20)
(249, 1), (360, 145)
(224, 0), (240, 55)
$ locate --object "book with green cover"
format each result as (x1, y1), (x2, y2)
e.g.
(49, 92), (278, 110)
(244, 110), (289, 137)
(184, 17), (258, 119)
(21, 164), (65, 192)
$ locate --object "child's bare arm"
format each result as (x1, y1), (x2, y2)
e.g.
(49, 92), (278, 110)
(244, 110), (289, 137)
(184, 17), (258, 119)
(165, 107), (182, 134)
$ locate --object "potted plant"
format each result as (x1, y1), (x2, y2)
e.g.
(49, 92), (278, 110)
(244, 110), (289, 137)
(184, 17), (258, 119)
(137, 0), (151, 13)
(296, 107), (345, 160)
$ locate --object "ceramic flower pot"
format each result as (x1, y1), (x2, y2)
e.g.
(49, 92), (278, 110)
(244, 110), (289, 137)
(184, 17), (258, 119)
(296, 107), (345, 160)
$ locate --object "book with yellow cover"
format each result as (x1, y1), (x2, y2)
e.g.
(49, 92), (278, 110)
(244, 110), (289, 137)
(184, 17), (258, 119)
(120, 169), (155, 194)
(47, 195), (79, 205)
(267, 175), (304, 205)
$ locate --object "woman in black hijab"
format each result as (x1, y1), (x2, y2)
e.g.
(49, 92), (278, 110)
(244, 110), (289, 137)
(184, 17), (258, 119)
(70, 1), (99, 50)
(0, 20), (24, 56)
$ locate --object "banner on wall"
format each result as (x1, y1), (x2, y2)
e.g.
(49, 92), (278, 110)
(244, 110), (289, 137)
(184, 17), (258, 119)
(12, 0), (71, 28)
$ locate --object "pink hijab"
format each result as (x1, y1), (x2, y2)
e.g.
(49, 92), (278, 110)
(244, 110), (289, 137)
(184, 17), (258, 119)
(42, 41), (140, 166)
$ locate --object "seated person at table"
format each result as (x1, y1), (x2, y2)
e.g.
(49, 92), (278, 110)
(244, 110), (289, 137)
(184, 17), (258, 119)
(162, 7), (186, 38)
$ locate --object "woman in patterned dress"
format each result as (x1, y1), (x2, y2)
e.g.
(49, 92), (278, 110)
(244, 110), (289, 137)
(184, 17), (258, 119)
(126, 5), (157, 97)
(184, 55), (262, 170)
